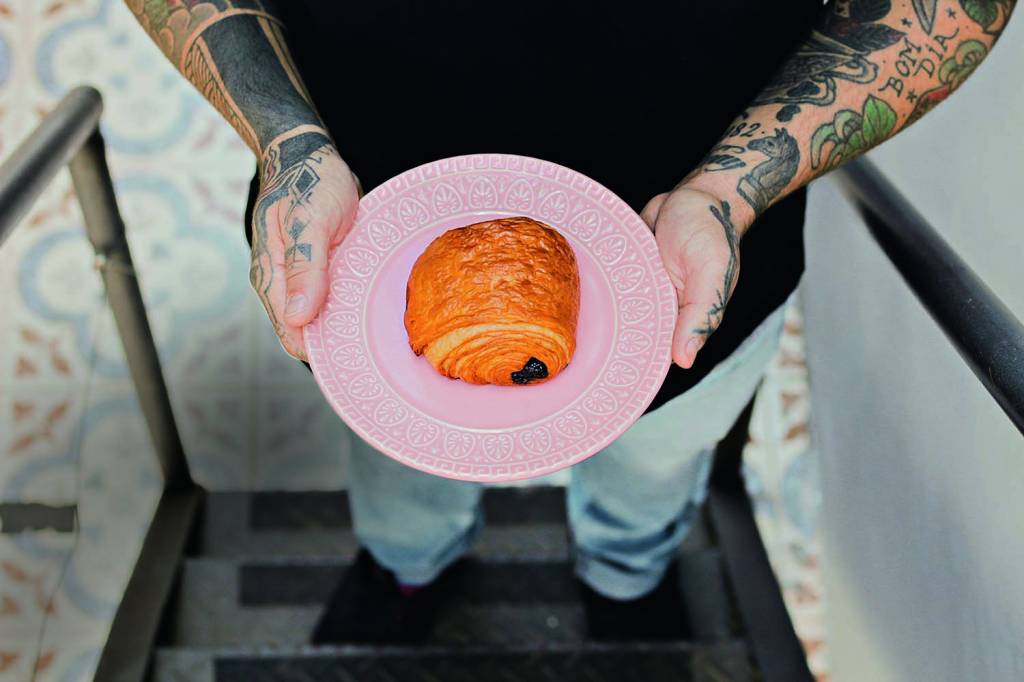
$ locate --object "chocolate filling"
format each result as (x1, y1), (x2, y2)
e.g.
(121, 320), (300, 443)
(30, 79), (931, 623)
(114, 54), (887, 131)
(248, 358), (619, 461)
(510, 356), (549, 384)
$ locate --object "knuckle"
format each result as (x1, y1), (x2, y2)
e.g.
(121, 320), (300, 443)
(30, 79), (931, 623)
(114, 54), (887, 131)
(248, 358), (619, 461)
(285, 263), (313, 282)
(286, 259), (328, 283)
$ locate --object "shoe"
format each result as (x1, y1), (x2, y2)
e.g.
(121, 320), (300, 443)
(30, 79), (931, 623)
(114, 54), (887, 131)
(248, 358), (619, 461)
(579, 561), (690, 641)
(310, 549), (447, 644)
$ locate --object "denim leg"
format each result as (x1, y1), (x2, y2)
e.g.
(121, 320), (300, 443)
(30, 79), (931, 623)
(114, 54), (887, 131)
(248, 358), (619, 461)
(347, 434), (483, 586)
(569, 302), (788, 599)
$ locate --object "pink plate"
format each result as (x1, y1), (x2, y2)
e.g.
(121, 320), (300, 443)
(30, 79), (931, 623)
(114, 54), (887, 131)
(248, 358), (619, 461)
(305, 154), (676, 482)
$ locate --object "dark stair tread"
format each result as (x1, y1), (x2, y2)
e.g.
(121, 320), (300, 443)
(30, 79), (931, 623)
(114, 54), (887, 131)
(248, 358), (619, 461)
(200, 524), (574, 562)
(170, 549), (733, 648)
(198, 488), (712, 559)
(676, 549), (735, 641)
(241, 559), (580, 606)
(248, 486), (567, 529)
(155, 641), (754, 682)
(430, 604), (586, 646)
(179, 488), (729, 659)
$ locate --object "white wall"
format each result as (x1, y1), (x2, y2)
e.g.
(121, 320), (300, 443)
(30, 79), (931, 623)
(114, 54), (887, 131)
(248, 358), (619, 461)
(802, 11), (1024, 682)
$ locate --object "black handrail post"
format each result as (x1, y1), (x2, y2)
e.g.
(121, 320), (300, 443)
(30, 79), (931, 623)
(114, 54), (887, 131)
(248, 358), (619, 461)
(0, 85), (202, 682)
(708, 396), (816, 682)
(67, 128), (194, 490)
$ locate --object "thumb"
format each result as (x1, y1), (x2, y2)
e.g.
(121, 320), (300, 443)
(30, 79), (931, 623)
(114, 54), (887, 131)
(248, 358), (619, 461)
(672, 257), (730, 369)
(282, 204), (333, 327)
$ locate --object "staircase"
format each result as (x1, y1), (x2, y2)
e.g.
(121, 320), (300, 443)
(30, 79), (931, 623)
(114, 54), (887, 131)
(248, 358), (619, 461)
(152, 486), (757, 681)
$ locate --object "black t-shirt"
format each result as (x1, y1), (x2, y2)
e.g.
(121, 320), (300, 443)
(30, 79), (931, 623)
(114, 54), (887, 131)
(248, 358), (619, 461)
(245, 0), (820, 414)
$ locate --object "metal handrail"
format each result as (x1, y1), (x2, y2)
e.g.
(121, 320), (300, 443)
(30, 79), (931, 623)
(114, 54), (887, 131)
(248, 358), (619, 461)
(0, 86), (193, 485)
(837, 158), (1024, 436)
(0, 86), (200, 682)
(0, 88), (101, 246)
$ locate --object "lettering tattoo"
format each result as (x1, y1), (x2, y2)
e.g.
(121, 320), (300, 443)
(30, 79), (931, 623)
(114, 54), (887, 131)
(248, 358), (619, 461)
(736, 128), (800, 215)
(693, 202), (740, 340)
(741, 0), (1012, 190)
(906, 38), (988, 124)
(876, 25), (961, 97)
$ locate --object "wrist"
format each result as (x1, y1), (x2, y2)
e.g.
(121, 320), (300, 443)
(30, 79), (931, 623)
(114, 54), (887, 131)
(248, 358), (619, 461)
(257, 124), (336, 179)
(677, 123), (804, 232)
(675, 174), (757, 236)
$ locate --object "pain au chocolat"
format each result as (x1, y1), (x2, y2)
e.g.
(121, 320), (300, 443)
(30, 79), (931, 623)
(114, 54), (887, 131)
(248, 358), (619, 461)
(404, 216), (580, 386)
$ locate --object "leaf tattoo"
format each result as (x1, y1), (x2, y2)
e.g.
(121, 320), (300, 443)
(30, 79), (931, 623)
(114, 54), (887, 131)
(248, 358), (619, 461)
(960, 0), (1014, 31)
(809, 95), (897, 170)
(907, 39), (988, 125)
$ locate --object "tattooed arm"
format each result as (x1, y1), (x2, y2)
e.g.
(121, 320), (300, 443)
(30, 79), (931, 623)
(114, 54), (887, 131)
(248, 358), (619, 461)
(124, 1), (360, 359)
(647, 0), (1015, 368)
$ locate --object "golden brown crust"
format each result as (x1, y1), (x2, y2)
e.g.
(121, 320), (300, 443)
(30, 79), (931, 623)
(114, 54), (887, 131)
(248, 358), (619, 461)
(404, 217), (580, 385)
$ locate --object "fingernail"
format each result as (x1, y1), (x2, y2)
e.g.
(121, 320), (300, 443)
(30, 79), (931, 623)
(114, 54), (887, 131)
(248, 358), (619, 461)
(285, 293), (308, 318)
(686, 336), (705, 361)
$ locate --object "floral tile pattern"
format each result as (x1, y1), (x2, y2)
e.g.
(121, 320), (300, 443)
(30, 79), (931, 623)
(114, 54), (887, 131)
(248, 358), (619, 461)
(0, 1), (828, 679)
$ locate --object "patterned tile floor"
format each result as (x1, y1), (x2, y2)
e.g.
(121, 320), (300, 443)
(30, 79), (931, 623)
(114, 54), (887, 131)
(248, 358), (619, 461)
(0, 1), (828, 679)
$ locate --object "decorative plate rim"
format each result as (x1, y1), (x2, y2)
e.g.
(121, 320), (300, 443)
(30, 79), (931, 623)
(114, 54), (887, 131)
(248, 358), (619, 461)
(305, 153), (676, 482)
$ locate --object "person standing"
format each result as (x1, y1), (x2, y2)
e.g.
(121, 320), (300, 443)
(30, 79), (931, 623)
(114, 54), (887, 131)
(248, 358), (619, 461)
(125, 0), (1016, 642)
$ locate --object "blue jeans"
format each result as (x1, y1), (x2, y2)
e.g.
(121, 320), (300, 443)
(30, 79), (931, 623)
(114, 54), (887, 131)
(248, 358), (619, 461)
(349, 301), (788, 599)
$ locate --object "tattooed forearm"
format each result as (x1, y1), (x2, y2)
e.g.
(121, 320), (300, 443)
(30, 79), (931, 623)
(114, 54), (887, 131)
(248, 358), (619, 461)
(701, 144), (748, 172)
(693, 202), (740, 339)
(753, 0), (905, 111)
(682, 0), (1015, 225)
(128, 2), (356, 358)
(125, 0), (324, 157)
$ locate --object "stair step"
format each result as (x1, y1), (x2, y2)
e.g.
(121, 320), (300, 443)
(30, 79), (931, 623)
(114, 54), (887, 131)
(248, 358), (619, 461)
(154, 641), (754, 682)
(170, 559), (316, 648)
(198, 487), (711, 559)
(241, 558), (579, 606)
(169, 548), (732, 647)
(199, 522), (572, 561)
(677, 548), (735, 641)
(431, 604), (586, 646)
(172, 559), (586, 648)
(247, 486), (567, 529)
